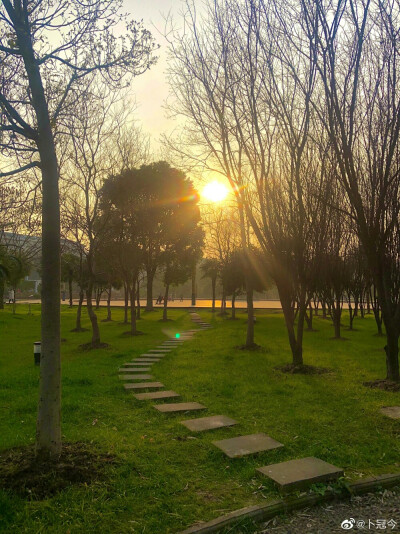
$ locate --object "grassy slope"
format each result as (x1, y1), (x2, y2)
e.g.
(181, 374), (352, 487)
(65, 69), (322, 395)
(0, 304), (399, 533)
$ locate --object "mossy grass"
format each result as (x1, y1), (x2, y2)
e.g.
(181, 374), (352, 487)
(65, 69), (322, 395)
(0, 304), (399, 533)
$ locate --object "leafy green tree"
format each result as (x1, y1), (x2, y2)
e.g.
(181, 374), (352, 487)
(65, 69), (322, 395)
(101, 162), (204, 327)
(121, 161), (202, 311)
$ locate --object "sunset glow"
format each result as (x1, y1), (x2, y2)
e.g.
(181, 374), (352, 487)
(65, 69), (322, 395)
(201, 181), (229, 202)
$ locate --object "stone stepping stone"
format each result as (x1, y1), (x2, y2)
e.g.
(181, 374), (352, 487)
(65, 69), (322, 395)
(134, 390), (181, 401)
(119, 374), (153, 380)
(133, 358), (160, 362)
(124, 382), (164, 390)
(257, 457), (343, 492)
(124, 362), (154, 366)
(140, 354), (165, 358)
(213, 433), (284, 458)
(148, 349), (171, 353)
(119, 367), (151, 372)
(154, 402), (207, 413)
(381, 406), (400, 419)
(181, 415), (237, 432)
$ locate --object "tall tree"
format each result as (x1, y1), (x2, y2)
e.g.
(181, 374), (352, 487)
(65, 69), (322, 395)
(0, 0), (156, 456)
(167, 0), (329, 361)
(300, 0), (400, 381)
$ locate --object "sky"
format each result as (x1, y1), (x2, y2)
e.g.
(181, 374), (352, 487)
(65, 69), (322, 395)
(123, 0), (186, 147)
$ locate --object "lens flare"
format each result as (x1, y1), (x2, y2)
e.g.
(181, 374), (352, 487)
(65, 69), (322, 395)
(202, 181), (229, 202)
(175, 333), (180, 338)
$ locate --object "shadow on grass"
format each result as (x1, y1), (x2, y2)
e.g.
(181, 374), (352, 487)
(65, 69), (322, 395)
(275, 363), (332, 375)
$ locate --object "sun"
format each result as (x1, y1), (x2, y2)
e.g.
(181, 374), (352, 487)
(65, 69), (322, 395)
(201, 181), (229, 202)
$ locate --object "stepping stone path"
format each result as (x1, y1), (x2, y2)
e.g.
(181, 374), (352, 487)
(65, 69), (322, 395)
(213, 433), (284, 458)
(119, 374), (153, 380)
(257, 457), (343, 492)
(119, 367), (151, 372)
(124, 382), (164, 390)
(381, 406), (400, 419)
(181, 415), (237, 432)
(123, 362), (154, 366)
(134, 390), (181, 401)
(154, 402), (207, 413)
(117, 311), (345, 520)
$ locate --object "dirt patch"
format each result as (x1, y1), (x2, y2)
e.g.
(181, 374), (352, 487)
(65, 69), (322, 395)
(78, 341), (110, 350)
(236, 343), (265, 351)
(121, 330), (144, 337)
(276, 364), (331, 375)
(0, 442), (115, 500)
(70, 327), (89, 332)
(363, 379), (400, 392)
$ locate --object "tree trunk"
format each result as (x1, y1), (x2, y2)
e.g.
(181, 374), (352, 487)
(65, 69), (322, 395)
(366, 292), (371, 314)
(130, 282), (137, 335)
(95, 287), (102, 310)
(145, 267), (156, 311)
(68, 274), (73, 307)
(220, 287), (226, 315)
(211, 277), (216, 312)
(12, 285), (16, 314)
(384, 321), (400, 381)
(245, 287), (254, 346)
(332, 305), (341, 339)
(305, 302), (313, 330)
(86, 281), (101, 346)
(75, 288), (84, 330)
(36, 145), (61, 456)
(322, 300), (327, 319)
(123, 282), (129, 324)
(191, 264), (196, 306)
(136, 278), (141, 319)
(0, 278), (4, 309)
(296, 300), (306, 361)
(281, 296), (303, 366)
(13, 6), (62, 457)
(374, 308), (383, 335)
(348, 301), (354, 330)
(163, 283), (169, 321)
(106, 285), (112, 321)
(231, 292), (236, 319)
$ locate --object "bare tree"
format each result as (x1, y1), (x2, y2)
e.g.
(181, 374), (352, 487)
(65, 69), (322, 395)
(0, 0), (156, 456)
(298, 0), (400, 381)
(167, 0), (332, 363)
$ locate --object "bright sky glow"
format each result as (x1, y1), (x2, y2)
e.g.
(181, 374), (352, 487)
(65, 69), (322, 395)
(201, 181), (229, 202)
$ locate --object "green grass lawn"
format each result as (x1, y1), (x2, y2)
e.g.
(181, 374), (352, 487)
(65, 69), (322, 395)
(0, 304), (399, 533)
